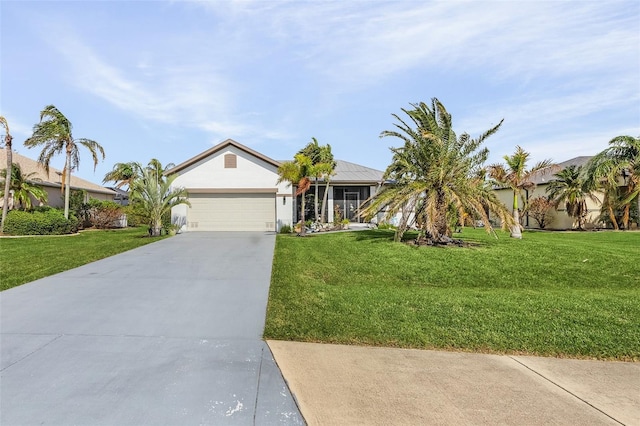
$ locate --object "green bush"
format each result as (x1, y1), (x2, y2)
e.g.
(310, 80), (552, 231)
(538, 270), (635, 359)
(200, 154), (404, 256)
(3, 209), (79, 235)
(279, 224), (292, 234)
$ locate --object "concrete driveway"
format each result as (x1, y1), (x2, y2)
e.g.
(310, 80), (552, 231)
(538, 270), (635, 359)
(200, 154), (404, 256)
(1, 232), (304, 425)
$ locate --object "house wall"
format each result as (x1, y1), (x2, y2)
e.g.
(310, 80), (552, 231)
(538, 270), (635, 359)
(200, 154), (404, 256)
(493, 186), (604, 230)
(170, 145), (293, 231)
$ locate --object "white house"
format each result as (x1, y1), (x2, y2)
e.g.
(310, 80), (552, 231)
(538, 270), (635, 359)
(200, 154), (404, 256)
(167, 139), (384, 232)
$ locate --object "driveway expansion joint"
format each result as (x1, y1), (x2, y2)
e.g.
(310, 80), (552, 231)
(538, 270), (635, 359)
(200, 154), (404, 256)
(508, 356), (625, 426)
(0, 334), (62, 372)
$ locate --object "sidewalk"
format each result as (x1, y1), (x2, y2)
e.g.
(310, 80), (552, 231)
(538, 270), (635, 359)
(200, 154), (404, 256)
(268, 340), (639, 425)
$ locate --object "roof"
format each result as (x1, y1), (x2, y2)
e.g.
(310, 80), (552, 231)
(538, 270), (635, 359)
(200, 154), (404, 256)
(0, 150), (116, 195)
(166, 139), (281, 174)
(529, 156), (593, 185)
(331, 160), (384, 184)
(167, 138), (385, 184)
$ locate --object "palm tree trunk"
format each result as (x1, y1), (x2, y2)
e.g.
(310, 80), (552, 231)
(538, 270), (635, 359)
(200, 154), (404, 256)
(64, 149), (72, 219)
(622, 204), (630, 230)
(1, 135), (12, 233)
(314, 178), (319, 222)
(607, 205), (619, 230)
(320, 178), (330, 223)
(300, 191), (306, 236)
(511, 190), (522, 239)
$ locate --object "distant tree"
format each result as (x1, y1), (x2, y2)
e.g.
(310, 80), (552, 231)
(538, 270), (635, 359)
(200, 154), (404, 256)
(277, 153), (313, 235)
(488, 146), (553, 238)
(361, 98), (513, 244)
(0, 163), (48, 210)
(0, 116), (12, 233)
(103, 162), (141, 191)
(546, 165), (598, 230)
(24, 105), (105, 219)
(584, 135), (639, 229)
(526, 196), (555, 229)
(130, 167), (189, 237)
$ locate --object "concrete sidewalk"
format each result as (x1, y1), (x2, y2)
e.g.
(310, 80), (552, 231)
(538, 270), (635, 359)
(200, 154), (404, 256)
(268, 340), (639, 426)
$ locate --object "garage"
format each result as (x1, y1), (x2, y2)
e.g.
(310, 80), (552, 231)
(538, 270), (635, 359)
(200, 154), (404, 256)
(187, 191), (276, 232)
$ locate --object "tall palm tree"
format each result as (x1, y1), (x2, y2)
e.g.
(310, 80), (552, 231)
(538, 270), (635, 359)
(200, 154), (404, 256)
(0, 116), (12, 233)
(488, 146), (553, 238)
(130, 168), (190, 237)
(24, 105), (105, 219)
(361, 98), (513, 244)
(277, 153), (313, 235)
(546, 165), (598, 230)
(318, 144), (336, 223)
(585, 135), (639, 229)
(0, 163), (48, 210)
(298, 138), (334, 222)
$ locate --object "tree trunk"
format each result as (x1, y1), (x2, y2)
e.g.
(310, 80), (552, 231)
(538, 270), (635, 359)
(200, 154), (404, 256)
(511, 190), (522, 238)
(314, 178), (319, 222)
(299, 190), (306, 236)
(607, 205), (619, 230)
(64, 149), (72, 219)
(622, 204), (630, 230)
(320, 178), (330, 223)
(1, 135), (12, 233)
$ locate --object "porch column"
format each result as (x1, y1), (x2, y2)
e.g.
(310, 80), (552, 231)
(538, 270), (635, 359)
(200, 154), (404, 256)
(327, 186), (334, 223)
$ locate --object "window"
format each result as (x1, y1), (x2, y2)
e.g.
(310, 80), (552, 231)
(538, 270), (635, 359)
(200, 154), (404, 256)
(224, 154), (237, 168)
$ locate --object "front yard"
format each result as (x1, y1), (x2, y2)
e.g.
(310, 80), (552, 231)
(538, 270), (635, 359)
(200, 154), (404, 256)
(264, 229), (640, 361)
(0, 227), (166, 291)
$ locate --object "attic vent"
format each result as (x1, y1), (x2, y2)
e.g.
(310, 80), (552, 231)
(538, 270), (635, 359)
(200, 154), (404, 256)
(224, 154), (237, 168)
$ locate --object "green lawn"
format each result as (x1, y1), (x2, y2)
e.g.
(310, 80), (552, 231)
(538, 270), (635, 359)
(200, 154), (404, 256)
(264, 229), (640, 361)
(0, 227), (167, 291)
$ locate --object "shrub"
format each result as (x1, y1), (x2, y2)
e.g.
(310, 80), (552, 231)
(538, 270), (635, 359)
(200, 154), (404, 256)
(3, 209), (78, 235)
(279, 224), (292, 234)
(87, 198), (124, 229)
(526, 196), (555, 229)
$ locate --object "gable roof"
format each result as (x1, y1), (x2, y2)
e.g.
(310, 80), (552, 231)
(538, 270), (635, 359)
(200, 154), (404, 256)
(0, 150), (115, 195)
(166, 139), (281, 175)
(530, 156), (593, 185)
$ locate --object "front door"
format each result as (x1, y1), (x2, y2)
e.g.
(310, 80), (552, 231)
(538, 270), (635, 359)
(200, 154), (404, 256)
(345, 192), (360, 222)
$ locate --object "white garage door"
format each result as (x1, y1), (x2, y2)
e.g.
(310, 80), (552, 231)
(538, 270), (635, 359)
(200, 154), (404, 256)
(187, 193), (276, 231)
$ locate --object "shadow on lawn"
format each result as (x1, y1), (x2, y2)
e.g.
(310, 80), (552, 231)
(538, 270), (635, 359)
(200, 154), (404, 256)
(352, 229), (396, 242)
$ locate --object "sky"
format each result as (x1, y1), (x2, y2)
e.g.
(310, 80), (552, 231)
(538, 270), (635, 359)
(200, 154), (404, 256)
(1, 0), (639, 184)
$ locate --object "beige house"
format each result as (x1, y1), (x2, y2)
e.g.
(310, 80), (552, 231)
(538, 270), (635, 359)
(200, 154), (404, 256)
(0, 150), (116, 209)
(167, 139), (383, 232)
(493, 156), (606, 230)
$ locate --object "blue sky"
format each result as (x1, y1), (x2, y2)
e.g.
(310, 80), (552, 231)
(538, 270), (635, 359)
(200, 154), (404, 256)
(1, 1), (639, 184)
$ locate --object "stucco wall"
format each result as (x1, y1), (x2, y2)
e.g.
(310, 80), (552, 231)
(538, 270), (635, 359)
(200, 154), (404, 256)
(493, 186), (604, 230)
(170, 145), (293, 231)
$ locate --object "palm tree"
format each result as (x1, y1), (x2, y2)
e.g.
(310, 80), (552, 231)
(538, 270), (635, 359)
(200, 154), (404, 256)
(1, 116), (12, 233)
(130, 167), (190, 237)
(24, 105), (105, 219)
(585, 135), (639, 229)
(488, 146), (553, 238)
(546, 165), (598, 230)
(361, 98), (513, 244)
(298, 138), (335, 222)
(0, 163), (48, 210)
(277, 153), (313, 235)
(318, 144), (336, 223)
(103, 162), (140, 190)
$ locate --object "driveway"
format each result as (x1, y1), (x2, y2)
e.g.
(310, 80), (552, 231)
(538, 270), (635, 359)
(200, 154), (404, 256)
(1, 232), (304, 425)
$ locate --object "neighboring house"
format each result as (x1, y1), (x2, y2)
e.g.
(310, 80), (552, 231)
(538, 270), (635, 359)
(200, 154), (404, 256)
(167, 139), (384, 232)
(0, 150), (116, 209)
(493, 156), (603, 230)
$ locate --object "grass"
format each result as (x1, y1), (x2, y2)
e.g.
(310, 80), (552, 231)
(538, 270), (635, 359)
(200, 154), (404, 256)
(0, 227), (167, 291)
(264, 228), (640, 361)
